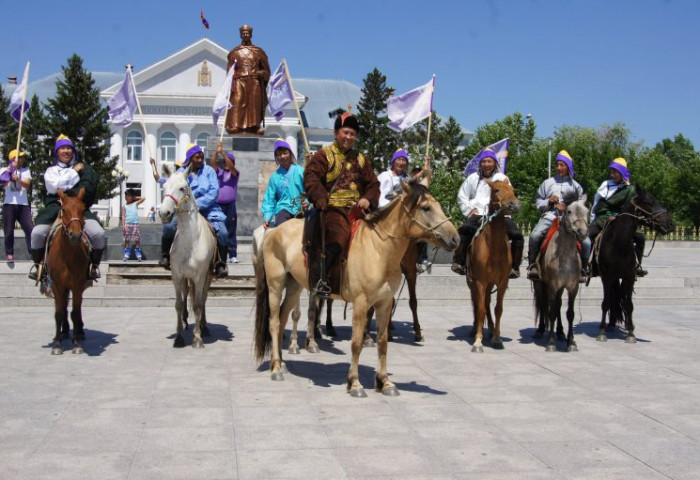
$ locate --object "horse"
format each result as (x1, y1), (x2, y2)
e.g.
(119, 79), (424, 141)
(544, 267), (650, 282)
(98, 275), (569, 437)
(595, 186), (674, 343)
(47, 189), (90, 355)
(254, 181), (458, 397)
(467, 179), (521, 353)
(533, 194), (589, 352)
(159, 168), (217, 348)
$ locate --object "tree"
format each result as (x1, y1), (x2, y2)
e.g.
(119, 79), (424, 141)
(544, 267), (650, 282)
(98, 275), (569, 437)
(355, 68), (397, 171)
(43, 54), (118, 202)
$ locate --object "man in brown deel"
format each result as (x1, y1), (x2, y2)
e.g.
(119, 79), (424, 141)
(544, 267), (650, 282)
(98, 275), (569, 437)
(303, 113), (380, 299)
(225, 24), (271, 134)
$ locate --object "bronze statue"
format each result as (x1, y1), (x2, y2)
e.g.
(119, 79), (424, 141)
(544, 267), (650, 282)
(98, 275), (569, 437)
(225, 25), (271, 135)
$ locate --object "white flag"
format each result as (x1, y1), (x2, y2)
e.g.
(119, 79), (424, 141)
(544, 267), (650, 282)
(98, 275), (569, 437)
(9, 62), (30, 122)
(107, 70), (138, 127)
(387, 76), (434, 132)
(213, 61), (235, 127)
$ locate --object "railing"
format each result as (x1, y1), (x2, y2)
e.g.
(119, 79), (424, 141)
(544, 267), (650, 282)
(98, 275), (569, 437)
(516, 223), (700, 241)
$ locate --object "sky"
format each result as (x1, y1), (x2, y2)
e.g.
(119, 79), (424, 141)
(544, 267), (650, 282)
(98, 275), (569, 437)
(2, 0), (699, 147)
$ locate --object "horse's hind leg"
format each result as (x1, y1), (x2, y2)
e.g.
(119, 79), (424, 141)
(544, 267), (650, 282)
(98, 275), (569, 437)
(287, 297), (301, 355)
(485, 290), (495, 341)
(347, 296), (371, 397)
(374, 297), (399, 396)
(70, 289), (85, 354)
(471, 283), (486, 353)
(406, 273), (423, 342)
(51, 289), (69, 355)
(545, 291), (559, 352)
(200, 304), (210, 338)
(304, 296), (319, 354)
(173, 278), (187, 348)
(622, 279), (636, 343)
(364, 306), (376, 347)
(597, 279), (610, 342)
(491, 285), (505, 350)
(566, 290), (578, 352)
(191, 286), (206, 349)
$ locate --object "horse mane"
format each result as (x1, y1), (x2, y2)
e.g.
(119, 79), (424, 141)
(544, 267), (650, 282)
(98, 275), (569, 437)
(364, 180), (429, 225)
(62, 190), (80, 198)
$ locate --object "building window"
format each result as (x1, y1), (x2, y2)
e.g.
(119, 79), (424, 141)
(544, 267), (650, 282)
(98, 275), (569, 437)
(160, 131), (177, 162)
(126, 131), (143, 162)
(125, 182), (142, 197)
(196, 132), (210, 157)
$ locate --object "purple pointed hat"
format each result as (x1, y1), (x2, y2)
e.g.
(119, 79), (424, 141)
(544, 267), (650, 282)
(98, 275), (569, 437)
(609, 158), (630, 183)
(54, 134), (77, 162)
(390, 149), (409, 167)
(182, 143), (203, 167)
(555, 150), (575, 178)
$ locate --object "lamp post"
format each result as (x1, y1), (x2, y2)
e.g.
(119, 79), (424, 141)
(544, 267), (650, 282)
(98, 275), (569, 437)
(111, 166), (130, 227)
(547, 138), (553, 178)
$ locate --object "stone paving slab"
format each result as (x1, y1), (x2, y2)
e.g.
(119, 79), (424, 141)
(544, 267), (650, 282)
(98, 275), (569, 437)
(1, 301), (700, 480)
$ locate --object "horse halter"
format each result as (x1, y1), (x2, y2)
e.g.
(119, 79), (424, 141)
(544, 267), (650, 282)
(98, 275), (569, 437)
(59, 206), (84, 236)
(630, 197), (667, 227)
(400, 200), (452, 240)
(164, 192), (191, 212)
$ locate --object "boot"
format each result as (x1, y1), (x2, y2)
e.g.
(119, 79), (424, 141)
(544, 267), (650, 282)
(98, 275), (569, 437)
(580, 262), (591, 283)
(135, 246), (142, 261)
(510, 243), (523, 279)
(451, 242), (467, 275)
(526, 262), (540, 280)
(159, 237), (173, 270)
(636, 264), (648, 277)
(27, 248), (45, 281)
(214, 245), (228, 278)
(123, 247), (131, 262)
(88, 249), (103, 280)
(315, 245), (340, 300)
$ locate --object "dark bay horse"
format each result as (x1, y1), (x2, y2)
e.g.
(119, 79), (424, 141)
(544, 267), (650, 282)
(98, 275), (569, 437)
(595, 187), (674, 343)
(467, 179), (520, 352)
(254, 181), (458, 397)
(47, 189), (90, 355)
(533, 195), (589, 352)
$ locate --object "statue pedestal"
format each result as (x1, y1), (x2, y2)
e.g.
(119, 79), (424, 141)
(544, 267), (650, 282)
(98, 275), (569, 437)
(207, 135), (278, 236)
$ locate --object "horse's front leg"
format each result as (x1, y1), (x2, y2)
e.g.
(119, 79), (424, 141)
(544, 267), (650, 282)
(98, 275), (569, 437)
(485, 289), (495, 340)
(70, 288), (85, 354)
(374, 297), (399, 396)
(406, 274), (423, 342)
(491, 284), (505, 350)
(304, 297), (320, 353)
(347, 296), (370, 397)
(173, 278), (187, 348)
(597, 279), (610, 342)
(565, 289), (578, 352)
(324, 299), (337, 337)
(364, 306), (375, 347)
(622, 279), (636, 343)
(191, 288), (206, 349)
(200, 304), (210, 338)
(545, 291), (558, 352)
(51, 289), (69, 355)
(471, 283), (486, 353)
(287, 299), (301, 355)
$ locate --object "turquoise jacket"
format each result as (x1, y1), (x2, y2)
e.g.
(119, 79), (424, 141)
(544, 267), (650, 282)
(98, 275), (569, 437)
(261, 163), (305, 223)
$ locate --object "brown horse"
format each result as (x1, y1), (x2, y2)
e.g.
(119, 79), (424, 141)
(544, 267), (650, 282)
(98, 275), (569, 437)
(47, 189), (90, 355)
(467, 179), (520, 352)
(254, 181), (458, 397)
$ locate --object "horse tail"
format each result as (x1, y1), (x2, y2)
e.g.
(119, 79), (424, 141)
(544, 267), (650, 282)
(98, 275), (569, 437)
(533, 280), (548, 327)
(253, 246), (272, 362)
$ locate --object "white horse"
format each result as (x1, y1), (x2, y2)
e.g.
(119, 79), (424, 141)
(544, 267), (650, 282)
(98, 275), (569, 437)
(159, 168), (217, 348)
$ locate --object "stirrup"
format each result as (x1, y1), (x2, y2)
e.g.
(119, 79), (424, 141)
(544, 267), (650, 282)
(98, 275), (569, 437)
(526, 265), (540, 281)
(313, 279), (333, 300)
(28, 263), (41, 281)
(89, 264), (101, 280)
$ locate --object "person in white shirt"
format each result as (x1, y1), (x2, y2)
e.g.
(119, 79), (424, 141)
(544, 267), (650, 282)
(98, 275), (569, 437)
(1, 149), (33, 266)
(452, 148), (524, 277)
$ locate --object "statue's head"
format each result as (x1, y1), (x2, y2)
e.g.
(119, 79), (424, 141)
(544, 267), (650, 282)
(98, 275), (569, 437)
(239, 25), (253, 43)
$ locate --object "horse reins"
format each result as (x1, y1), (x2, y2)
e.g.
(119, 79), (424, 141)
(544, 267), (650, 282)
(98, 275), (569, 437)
(372, 195), (451, 241)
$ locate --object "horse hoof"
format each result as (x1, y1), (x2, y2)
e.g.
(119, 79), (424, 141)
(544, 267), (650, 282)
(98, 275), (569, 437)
(382, 386), (400, 397)
(348, 388), (367, 398)
(625, 335), (637, 344)
(415, 334), (424, 342)
(567, 344), (579, 352)
(596, 334), (607, 342)
(51, 347), (63, 356)
(307, 345), (320, 354)
(72, 346), (84, 355)
(271, 371), (285, 381)
(192, 339), (204, 349)
(492, 341), (504, 350)
(545, 345), (557, 352)
(288, 346), (301, 355)
(325, 326), (337, 337)
(471, 345), (484, 353)
(363, 339), (376, 348)
(173, 336), (185, 348)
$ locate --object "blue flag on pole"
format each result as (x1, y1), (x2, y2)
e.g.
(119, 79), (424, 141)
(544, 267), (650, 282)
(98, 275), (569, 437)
(9, 64), (30, 122)
(108, 70), (138, 127)
(464, 138), (510, 176)
(267, 61), (294, 121)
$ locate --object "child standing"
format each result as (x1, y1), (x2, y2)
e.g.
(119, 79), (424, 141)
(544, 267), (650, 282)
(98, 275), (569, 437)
(122, 188), (146, 261)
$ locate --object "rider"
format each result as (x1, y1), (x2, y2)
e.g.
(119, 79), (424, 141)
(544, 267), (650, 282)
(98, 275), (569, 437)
(303, 112), (380, 299)
(452, 148), (524, 278)
(159, 144), (229, 278)
(261, 139), (305, 229)
(588, 157), (647, 277)
(28, 135), (106, 281)
(526, 150), (590, 281)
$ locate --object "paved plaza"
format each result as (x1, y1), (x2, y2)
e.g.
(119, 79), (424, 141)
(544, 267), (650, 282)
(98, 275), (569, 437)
(1, 286), (700, 480)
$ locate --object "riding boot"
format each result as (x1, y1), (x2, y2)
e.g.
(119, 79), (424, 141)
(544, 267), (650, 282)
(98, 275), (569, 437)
(27, 248), (45, 281)
(316, 244), (340, 299)
(159, 237), (173, 270)
(215, 245), (229, 278)
(451, 241), (467, 275)
(510, 243), (523, 279)
(634, 242), (648, 277)
(88, 249), (103, 280)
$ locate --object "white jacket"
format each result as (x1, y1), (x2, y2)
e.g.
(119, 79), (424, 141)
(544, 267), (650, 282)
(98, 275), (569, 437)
(44, 163), (80, 195)
(457, 171), (509, 217)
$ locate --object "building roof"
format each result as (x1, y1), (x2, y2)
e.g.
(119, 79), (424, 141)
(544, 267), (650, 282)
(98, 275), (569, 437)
(291, 78), (362, 130)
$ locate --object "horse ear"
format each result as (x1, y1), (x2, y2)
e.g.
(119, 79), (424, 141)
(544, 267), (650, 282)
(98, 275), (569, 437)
(78, 188), (86, 201)
(580, 193), (587, 205)
(184, 163), (193, 178)
(485, 179), (494, 188)
(401, 181), (411, 194)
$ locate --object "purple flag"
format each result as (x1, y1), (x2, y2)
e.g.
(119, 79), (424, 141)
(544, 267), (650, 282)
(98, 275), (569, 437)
(464, 138), (510, 176)
(266, 60), (294, 121)
(387, 76), (434, 132)
(9, 63), (30, 122)
(108, 70), (138, 127)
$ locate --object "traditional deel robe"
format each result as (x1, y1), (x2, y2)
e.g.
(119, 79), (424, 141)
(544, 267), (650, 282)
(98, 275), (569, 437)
(590, 181), (637, 229)
(303, 142), (380, 255)
(35, 163), (100, 225)
(261, 163), (305, 223)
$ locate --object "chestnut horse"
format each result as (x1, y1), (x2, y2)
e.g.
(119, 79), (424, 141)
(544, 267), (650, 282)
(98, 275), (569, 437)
(467, 179), (520, 352)
(47, 189), (90, 355)
(254, 181), (458, 397)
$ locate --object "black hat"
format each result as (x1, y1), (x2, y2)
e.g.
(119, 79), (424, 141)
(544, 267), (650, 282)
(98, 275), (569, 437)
(334, 112), (359, 132)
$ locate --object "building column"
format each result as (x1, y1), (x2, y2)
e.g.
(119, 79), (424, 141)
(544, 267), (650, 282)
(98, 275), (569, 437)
(178, 123), (195, 162)
(109, 129), (123, 220)
(143, 123), (161, 213)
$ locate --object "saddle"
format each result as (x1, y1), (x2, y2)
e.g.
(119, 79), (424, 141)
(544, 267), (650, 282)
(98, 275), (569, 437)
(540, 218), (581, 255)
(38, 217), (92, 296)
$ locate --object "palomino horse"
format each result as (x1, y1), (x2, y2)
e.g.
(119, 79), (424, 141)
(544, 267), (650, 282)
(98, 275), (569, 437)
(467, 179), (520, 352)
(47, 189), (90, 355)
(533, 194), (589, 352)
(159, 168), (217, 348)
(254, 181), (458, 397)
(595, 187), (674, 343)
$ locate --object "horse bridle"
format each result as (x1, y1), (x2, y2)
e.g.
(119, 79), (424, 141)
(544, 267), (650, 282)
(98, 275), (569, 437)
(59, 205), (85, 236)
(164, 192), (191, 212)
(630, 198), (667, 227)
(373, 193), (450, 241)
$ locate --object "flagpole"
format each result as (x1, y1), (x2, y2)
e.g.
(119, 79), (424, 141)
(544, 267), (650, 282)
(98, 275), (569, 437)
(14, 61), (30, 157)
(423, 75), (435, 171)
(218, 60), (236, 145)
(127, 65), (154, 161)
(282, 59), (310, 163)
